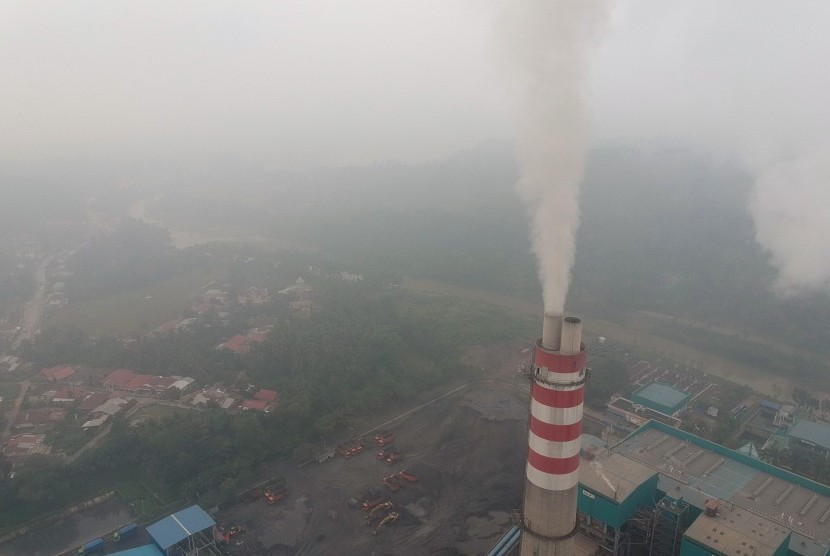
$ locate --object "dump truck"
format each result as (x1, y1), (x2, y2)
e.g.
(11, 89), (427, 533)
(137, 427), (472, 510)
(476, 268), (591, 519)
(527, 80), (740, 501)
(382, 475), (400, 492)
(264, 487), (288, 504)
(373, 512), (400, 535)
(385, 451), (403, 465)
(362, 497), (384, 511)
(376, 447), (394, 460)
(364, 501), (394, 525)
(398, 470), (418, 482)
(273, 488), (289, 502)
(218, 525), (246, 544)
(338, 440), (366, 459)
(374, 432), (395, 446)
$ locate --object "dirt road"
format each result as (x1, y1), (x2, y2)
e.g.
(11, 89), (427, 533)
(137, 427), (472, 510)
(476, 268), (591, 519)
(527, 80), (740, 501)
(1, 381), (30, 443)
(10, 254), (56, 350)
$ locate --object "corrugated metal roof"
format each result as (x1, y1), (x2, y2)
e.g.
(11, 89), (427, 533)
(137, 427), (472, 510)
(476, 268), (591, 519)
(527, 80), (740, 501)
(683, 503), (790, 555)
(110, 545), (164, 556)
(787, 420), (830, 452)
(632, 382), (690, 410)
(147, 505), (215, 550)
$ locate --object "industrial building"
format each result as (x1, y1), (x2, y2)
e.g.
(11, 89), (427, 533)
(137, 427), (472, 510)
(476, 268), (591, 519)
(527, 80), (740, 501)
(630, 381), (692, 416)
(497, 418), (830, 555)
(146, 505), (218, 555)
(577, 421), (830, 555)
(786, 420), (830, 458)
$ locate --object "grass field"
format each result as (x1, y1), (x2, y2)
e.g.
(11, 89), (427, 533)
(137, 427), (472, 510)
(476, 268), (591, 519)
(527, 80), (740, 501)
(129, 404), (191, 425)
(403, 277), (811, 400)
(44, 268), (223, 336)
(115, 476), (181, 522)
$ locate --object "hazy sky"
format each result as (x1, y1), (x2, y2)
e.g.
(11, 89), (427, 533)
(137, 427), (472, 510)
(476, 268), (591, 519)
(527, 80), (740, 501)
(2, 1), (830, 166)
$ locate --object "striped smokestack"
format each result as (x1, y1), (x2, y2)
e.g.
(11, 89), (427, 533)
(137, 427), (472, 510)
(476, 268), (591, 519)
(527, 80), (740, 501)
(521, 313), (587, 555)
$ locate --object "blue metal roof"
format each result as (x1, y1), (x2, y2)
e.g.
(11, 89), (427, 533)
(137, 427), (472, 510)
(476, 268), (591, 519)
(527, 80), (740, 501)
(147, 505), (215, 550)
(787, 420), (830, 452)
(110, 545), (165, 556)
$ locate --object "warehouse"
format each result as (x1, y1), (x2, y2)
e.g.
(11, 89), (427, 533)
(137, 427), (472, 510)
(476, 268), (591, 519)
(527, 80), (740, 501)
(630, 381), (692, 416)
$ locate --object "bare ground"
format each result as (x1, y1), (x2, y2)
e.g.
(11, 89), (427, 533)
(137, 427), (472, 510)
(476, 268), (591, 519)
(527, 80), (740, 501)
(216, 345), (532, 556)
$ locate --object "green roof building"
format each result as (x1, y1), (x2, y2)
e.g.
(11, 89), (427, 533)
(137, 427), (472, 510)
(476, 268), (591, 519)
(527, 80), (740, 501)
(630, 381), (692, 416)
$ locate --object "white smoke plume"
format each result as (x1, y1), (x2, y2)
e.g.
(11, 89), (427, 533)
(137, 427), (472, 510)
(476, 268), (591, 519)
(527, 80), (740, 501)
(749, 144), (830, 296)
(499, 0), (610, 312)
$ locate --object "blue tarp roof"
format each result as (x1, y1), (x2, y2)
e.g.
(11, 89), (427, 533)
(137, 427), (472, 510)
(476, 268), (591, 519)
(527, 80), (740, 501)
(147, 505), (215, 550)
(110, 545), (165, 556)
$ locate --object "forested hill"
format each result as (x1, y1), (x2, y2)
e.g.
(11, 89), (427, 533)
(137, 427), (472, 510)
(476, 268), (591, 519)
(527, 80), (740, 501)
(138, 145), (830, 356)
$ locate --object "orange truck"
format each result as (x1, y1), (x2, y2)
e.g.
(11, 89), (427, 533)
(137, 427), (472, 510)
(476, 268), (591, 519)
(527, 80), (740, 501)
(373, 432), (395, 446)
(398, 470), (418, 482)
(362, 497), (383, 511)
(382, 476), (400, 492)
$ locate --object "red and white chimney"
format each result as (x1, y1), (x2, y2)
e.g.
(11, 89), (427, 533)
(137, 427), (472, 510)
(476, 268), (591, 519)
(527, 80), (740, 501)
(520, 312), (587, 555)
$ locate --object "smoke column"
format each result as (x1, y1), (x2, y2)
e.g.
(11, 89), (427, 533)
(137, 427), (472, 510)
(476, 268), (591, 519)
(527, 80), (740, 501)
(749, 144), (830, 296)
(499, 0), (609, 312)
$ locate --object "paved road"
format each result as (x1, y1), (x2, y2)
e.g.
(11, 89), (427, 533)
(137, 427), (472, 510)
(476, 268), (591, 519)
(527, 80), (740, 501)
(10, 254), (56, 351)
(1, 380), (30, 442)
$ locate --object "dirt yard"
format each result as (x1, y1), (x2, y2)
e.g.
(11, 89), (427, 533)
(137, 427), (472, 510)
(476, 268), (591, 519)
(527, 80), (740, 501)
(215, 345), (533, 556)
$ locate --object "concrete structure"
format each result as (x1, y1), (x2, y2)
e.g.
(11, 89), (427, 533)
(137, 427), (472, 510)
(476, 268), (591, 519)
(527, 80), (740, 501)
(607, 396), (681, 430)
(520, 313), (588, 556)
(630, 381), (691, 416)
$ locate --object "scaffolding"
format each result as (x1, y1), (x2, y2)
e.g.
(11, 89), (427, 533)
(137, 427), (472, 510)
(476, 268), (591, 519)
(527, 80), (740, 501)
(628, 507), (654, 554)
(577, 513), (632, 555)
(649, 495), (690, 556)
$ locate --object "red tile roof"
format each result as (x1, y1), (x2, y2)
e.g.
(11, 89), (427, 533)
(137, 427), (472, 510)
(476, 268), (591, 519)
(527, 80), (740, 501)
(41, 365), (75, 381)
(52, 388), (77, 401)
(241, 399), (269, 411)
(222, 335), (250, 354)
(16, 408), (66, 426)
(102, 369), (136, 388)
(255, 389), (278, 403)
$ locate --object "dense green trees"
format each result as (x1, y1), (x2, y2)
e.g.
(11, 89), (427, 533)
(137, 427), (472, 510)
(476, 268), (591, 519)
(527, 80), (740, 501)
(4, 265), (530, 526)
(67, 218), (181, 300)
(584, 356), (630, 410)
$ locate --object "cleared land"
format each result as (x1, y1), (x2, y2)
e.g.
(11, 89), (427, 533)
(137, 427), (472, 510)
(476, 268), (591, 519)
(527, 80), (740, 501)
(216, 379), (531, 556)
(403, 277), (812, 400)
(44, 268), (221, 336)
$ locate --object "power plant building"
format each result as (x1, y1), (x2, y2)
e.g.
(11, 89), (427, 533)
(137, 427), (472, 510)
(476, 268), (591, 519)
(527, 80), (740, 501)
(576, 421), (830, 556)
(511, 315), (830, 555)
